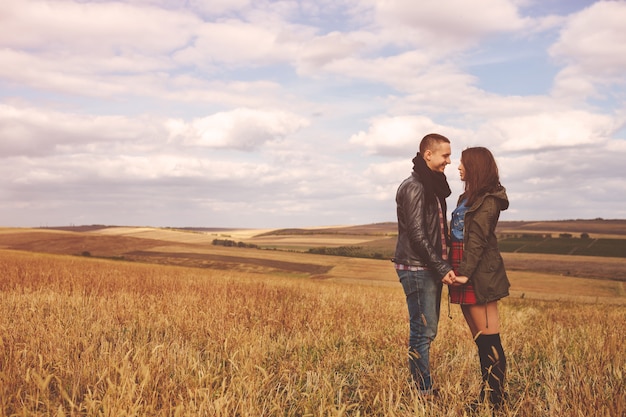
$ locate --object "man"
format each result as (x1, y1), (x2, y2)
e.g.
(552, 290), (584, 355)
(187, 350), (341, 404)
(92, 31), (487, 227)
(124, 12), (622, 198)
(393, 133), (457, 395)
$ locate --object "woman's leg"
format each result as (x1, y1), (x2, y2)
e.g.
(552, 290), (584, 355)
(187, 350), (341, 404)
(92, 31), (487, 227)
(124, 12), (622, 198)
(460, 304), (478, 336)
(462, 301), (507, 408)
(462, 301), (501, 337)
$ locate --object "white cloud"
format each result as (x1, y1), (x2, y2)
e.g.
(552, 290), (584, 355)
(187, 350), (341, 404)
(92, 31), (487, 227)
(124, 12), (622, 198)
(297, 31), (367, 70)
(0, 0), (625, 227)
(185, 0), (251, 16)
(375, 0), (527, 46)
(167, 108), (310, 151)
(0, 0), (197, 53)
(0, 104), (165, 156)
(496, 141), (626, 220)
(349, 115), (452, 156)
(550, 1), (626, 98)
(173, 20), (301, 68)
(486, 111), (621, 152)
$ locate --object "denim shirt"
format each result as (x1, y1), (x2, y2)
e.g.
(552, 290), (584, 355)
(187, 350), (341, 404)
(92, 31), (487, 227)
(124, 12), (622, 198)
(451, 199), (469, 242)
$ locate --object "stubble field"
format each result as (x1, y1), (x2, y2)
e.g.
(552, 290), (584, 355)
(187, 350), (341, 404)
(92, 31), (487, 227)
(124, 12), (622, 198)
(0, 222), (625, 416)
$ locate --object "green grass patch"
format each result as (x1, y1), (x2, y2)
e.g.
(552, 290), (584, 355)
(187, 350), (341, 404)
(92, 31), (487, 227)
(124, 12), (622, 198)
(498, 236), (626, 258)
(306, 236), (626, 260)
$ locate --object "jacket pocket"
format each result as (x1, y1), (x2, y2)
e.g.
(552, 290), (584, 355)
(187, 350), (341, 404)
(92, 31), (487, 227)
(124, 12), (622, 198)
(477, 249), (502, 273)
(475, 250), (507, 302)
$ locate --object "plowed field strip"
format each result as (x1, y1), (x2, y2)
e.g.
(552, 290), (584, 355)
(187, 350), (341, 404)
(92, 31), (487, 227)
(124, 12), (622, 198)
(126, 251), (333, 275)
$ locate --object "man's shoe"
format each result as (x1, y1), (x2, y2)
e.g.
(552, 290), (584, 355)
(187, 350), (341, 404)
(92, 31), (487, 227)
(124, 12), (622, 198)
(417, 387), (440, 399)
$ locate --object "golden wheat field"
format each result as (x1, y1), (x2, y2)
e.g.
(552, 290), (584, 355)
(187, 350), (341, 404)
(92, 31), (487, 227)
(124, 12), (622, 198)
(1, 248), (624, 417)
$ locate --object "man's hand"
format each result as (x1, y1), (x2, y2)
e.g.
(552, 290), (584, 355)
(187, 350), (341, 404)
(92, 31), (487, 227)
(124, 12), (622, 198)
(450, 275), (469, 286)
(441, 270), (456, 285)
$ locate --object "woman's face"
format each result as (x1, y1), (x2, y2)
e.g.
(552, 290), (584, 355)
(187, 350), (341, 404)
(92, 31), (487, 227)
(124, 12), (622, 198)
(458, 159), (466, 181)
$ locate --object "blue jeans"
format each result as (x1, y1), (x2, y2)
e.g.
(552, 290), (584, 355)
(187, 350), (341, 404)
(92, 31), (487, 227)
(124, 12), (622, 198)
(397, 269), (443, 391)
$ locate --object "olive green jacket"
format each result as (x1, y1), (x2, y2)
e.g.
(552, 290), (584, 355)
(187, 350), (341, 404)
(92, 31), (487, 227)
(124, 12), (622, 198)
(456, 186), (510, 304)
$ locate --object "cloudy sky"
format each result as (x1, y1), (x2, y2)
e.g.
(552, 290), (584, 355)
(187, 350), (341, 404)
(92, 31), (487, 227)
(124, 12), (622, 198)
(1, 0), (625, 229)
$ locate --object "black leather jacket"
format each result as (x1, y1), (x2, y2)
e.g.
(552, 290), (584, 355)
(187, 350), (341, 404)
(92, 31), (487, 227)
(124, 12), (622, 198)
(393, 171), (452, 280)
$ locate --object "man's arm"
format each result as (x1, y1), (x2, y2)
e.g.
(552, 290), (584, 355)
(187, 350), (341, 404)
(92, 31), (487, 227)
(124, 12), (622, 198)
(400, 181), (452, 279)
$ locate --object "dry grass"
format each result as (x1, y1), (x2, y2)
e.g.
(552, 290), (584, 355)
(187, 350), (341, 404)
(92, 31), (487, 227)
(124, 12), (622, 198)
(1, 249), (624, 416)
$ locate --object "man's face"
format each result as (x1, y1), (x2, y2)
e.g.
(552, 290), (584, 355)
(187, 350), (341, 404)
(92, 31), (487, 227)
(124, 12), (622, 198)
(425, 142), (451, 173)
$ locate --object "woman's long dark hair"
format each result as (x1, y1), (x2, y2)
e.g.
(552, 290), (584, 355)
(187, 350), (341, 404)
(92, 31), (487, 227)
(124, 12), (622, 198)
(462, 147), (500, 206)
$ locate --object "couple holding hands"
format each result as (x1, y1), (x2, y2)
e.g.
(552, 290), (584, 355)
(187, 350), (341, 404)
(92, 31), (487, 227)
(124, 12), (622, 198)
(393, 133), (510, 412)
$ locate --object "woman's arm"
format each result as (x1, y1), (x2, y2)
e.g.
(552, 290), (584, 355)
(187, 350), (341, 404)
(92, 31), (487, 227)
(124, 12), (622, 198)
(457, 197), (499, 278)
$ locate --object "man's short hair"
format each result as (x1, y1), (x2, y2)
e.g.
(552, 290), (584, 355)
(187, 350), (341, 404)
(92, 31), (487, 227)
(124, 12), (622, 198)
(419, 133), (450, 154)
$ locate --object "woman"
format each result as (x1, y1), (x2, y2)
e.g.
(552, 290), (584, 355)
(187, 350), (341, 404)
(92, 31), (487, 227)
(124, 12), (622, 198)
(449, 147), (510, 410)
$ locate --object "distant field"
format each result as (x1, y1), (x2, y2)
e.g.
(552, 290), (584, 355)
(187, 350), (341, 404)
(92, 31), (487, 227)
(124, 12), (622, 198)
(498, 235), (626, 258)
(246, 219), (626, 238)
(245, 221), (626, 256)
(497, 219), (626, 236)
(0, 221), (625, 300)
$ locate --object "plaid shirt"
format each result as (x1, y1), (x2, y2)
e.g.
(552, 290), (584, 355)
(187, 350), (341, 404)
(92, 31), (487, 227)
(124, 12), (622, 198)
(394, 263), (430, 271)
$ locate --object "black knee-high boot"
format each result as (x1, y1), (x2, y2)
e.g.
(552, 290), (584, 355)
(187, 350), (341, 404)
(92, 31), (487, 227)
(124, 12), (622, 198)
(475, 334), (507, 408)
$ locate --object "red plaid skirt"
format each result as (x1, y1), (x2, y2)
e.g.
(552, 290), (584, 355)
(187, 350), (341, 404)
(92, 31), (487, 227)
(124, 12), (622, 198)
(449, 241), (477, 305)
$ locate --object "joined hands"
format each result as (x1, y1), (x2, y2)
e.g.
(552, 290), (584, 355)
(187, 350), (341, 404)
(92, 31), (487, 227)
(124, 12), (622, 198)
(442, 271), (469, 286)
